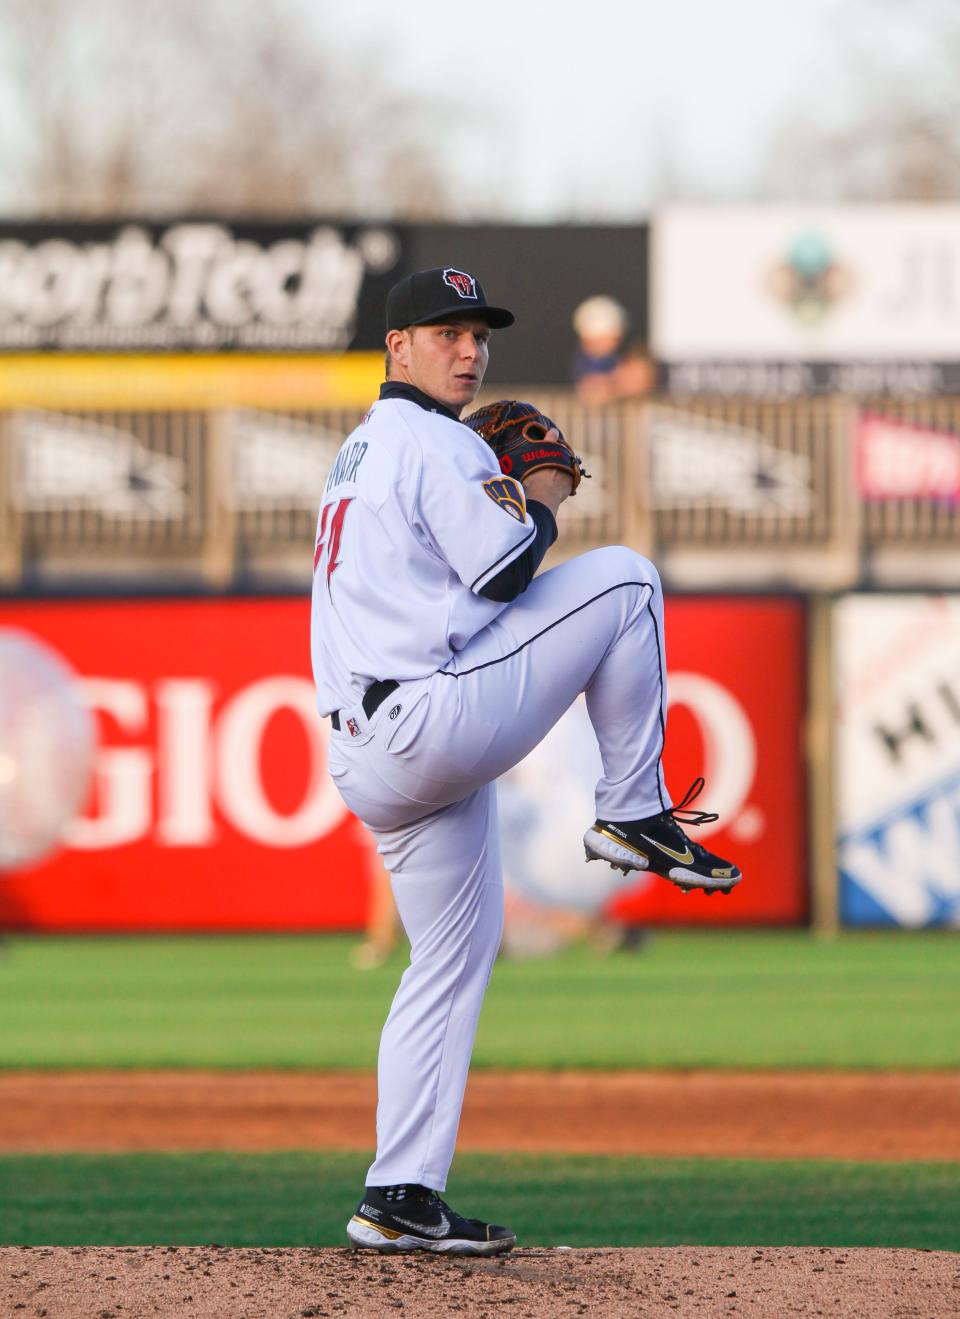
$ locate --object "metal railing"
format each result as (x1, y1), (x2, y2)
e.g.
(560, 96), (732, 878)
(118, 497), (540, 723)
(0, 394), (956, 591)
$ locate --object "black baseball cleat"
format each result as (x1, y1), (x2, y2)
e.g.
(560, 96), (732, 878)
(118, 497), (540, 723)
(346, 1183), (517, 1255)
(583, 777), (742, 895)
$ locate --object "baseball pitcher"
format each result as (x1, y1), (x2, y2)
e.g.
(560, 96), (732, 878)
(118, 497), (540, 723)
(311, 266), (742, 1255)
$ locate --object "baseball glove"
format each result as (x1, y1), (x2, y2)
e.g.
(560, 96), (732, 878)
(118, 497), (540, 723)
(462, 400), (588, 494)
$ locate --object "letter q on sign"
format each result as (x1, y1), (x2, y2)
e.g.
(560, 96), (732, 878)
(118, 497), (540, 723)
(216, 676), (347, 847)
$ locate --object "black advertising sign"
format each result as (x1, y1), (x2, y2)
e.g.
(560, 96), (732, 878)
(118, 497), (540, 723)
(0, 221), (405, 352)
(409, 225), (649, 387)
(0, 220), (650, 383)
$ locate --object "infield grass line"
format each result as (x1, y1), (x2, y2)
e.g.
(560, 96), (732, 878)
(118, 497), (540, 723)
(1, 1151), (958, 1250)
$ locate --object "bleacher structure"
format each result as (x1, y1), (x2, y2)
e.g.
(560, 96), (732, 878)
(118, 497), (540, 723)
(0, 393), (956, 593)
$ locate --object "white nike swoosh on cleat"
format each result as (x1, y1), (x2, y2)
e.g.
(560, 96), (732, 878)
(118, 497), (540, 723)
(639, 834), (694, 864)
(390, 1211), (451, 1238)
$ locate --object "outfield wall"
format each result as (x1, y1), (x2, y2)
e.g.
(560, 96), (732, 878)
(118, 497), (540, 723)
(0, 595), (807, 931)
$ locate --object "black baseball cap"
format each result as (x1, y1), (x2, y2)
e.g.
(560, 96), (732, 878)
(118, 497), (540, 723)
(386, 266), (515, 332)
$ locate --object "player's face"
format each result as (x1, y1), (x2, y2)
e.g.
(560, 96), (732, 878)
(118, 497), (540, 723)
(398, 320), (491, 414)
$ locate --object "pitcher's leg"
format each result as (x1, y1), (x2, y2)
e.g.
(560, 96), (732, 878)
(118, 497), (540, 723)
(582, 550), (669, 820)
(366, 783), (502, 1192)
(437, 546), (670, 819)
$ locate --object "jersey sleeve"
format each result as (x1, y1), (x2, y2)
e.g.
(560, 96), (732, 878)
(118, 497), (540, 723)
(414, 424), (538, 595)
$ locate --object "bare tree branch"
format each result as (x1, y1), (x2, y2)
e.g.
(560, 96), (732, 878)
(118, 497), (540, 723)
(0, 0), (453, 218)
(758, 1), (960, 202)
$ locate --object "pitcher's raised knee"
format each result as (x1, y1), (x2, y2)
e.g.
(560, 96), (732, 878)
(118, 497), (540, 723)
(583, 544), (662, 595)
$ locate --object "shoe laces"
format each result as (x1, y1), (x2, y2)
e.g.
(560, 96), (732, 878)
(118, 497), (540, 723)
(381, 1185), (459, 1222)
(425, 1189), (480, 1228)
(404, 1186), (451, 1214)
(666, 777), (718, 828)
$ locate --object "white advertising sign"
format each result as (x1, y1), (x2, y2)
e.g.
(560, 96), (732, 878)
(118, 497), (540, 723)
(228, 411), (342, 509)
(836, 594), (960, 927)
(648, 407), (813, 515)
(14, 411), (187, 518)
(654, 205), (960, 361)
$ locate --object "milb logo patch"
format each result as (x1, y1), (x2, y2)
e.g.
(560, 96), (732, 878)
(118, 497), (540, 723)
(482, 476), (526, 522)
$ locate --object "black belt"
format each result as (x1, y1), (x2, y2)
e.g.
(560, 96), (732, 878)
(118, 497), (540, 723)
(331, 679), (399, 732)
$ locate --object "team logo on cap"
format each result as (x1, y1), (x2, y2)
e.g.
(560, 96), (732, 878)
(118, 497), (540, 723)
(443, 268), (477, 300)
(482, 476), (526, 522)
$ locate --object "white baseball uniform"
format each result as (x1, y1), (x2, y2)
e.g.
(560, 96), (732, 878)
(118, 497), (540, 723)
(312, 383), (671, 1191)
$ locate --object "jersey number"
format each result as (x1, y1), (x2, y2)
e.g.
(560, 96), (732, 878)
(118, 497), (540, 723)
(314, 497), (353, 589)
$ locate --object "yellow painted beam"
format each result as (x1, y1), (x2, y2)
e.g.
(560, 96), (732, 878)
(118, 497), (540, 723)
(0, 354), (384, 410)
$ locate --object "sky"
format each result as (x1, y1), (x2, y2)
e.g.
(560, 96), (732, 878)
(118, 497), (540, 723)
(325, 0), (884, 220)
(0, 0), (945, 221)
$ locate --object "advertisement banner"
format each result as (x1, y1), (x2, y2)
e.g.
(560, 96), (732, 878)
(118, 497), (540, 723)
(648, 407), (814, 516)
(607, 598), (807, 925)
(856, 414), (960, 501)
(655, 205), (960, 394)
(0, 596), (807, 930)
(0, 219), (650, 385)
(0, 221), (404, 352)
(836, 594), (960, 927)
(0, 599), (371, 930)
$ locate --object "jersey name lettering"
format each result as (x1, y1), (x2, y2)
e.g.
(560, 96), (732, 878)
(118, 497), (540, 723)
(326, 440), (368, 492)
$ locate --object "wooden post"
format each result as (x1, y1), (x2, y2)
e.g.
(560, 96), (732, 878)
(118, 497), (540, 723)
(620, 401), (654, 556)
(829, 396), (861, 587)
(807, 592), (839, 938)
(200, 410), (236, 589)
(0, 412), (23, 588)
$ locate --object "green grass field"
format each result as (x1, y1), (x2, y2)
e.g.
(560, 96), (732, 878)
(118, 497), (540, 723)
(0, 931), (958, 1069)
(2, 931), (957, 1250)
(2, 1152), (958, 1249)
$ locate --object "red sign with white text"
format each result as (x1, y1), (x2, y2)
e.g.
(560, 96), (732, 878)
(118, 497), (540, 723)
(0, 596), (806, 929)
(857, 413), (960, 500)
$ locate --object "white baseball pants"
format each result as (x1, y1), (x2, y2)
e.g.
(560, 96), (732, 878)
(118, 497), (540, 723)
(326, 546), (671, 1191)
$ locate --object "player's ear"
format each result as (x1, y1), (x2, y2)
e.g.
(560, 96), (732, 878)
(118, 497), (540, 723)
(385, 328), (411, 375)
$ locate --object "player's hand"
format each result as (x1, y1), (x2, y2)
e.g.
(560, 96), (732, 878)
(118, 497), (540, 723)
(523, 431), (574, 515)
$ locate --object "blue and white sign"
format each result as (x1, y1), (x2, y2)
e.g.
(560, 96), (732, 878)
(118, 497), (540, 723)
(836, 594), (960, 927)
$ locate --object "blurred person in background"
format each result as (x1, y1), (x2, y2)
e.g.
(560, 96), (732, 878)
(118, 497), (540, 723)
(571, 295), (657, 405)
(351, 831), (403, 970)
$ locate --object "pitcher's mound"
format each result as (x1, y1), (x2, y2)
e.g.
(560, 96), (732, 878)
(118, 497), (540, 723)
(2, 1245), (957, 1317)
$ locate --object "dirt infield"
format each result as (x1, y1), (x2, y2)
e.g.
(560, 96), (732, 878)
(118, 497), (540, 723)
(2, 1245), (958, 1318)
(5, 1072), (959, 1316)
(1, 1068), (958, 1159)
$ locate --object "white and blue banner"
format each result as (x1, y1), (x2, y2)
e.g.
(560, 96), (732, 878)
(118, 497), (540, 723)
(837, 594), (960, 927)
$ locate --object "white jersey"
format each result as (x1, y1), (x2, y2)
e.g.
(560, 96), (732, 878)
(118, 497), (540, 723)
(310, 388), (537, 715)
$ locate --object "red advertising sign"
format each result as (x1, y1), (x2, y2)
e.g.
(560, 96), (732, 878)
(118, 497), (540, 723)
(0, 596), (806, 930)
(0, 599), (376, 930)
(607, 597), (807, 925)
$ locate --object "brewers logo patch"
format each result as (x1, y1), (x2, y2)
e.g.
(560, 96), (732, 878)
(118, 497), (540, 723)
(482, 476), (526, 522)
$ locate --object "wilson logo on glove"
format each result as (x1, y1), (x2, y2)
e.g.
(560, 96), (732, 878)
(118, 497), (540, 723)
(522, 447), (567, 463)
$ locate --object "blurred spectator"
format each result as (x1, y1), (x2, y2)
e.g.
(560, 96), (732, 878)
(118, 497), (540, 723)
(571, 295), (657, 405)
(350, 830), (403, 970)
